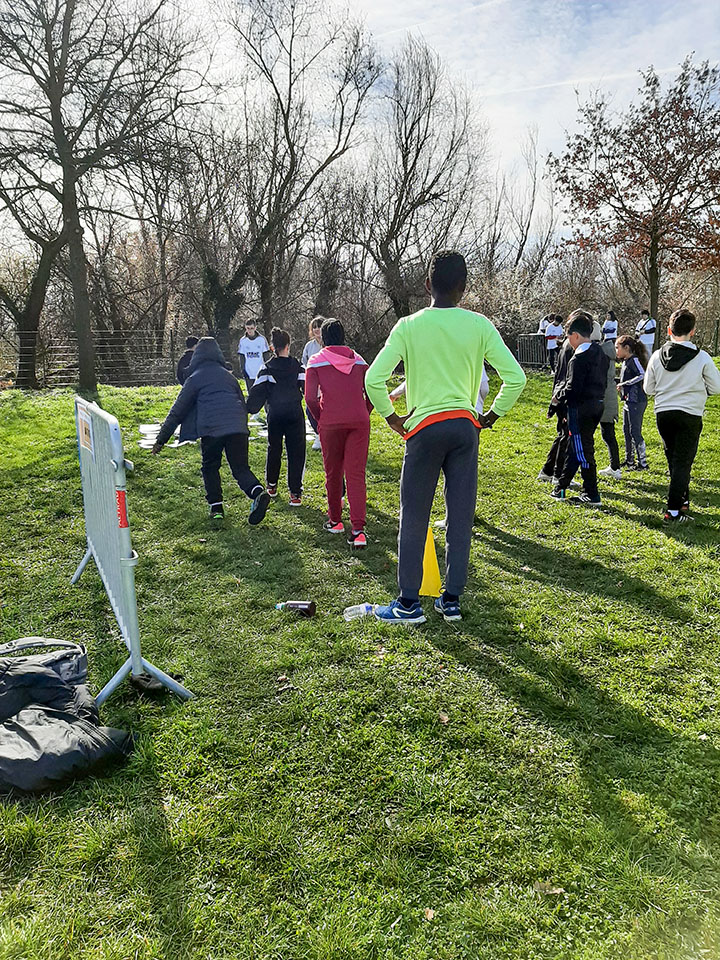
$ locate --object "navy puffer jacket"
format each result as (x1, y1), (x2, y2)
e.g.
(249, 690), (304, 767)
(155, 338), (248, 446)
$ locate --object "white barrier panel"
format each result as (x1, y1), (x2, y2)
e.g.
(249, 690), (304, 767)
(72, 397), (193, 705)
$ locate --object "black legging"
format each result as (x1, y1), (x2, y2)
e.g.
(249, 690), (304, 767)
(600, 421), (620, 471)
(266, 415), (306, 494)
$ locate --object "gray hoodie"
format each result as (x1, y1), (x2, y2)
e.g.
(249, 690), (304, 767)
(644, 341), (720, 416)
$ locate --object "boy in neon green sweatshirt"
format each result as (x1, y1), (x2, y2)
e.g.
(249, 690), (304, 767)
(365, 250), (526, 624)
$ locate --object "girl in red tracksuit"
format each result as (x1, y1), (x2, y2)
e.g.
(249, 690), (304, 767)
(305, 319), (372, 549)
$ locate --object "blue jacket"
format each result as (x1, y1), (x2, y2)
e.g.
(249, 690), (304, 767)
(620, 356), (646, 404)
(156, 338), (248, 446)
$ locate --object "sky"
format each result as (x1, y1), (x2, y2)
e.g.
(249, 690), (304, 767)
(343, 0), (720, 172)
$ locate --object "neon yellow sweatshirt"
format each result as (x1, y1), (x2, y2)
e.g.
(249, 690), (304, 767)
(365, 306), (527, 434)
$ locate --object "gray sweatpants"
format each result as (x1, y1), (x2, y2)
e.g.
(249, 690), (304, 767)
(398, 418), (479, 600)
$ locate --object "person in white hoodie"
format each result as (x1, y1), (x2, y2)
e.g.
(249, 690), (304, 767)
(644, 308), (720, 523)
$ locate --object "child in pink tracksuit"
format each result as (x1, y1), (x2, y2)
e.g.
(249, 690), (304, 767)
(304, 319), (372, 549)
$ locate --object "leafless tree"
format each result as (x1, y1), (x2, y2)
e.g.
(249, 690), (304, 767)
(356, 36), (486, 320)
(0, 0), (204, 390)
(181, 0), (380, 361)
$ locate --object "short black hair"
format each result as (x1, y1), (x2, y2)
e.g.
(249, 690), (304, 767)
(186, 335), (199, 349)
(321, 318), (345, 346)
(669, 308), (695, 337)
(428, 250), (467, 295)
(641, 309), (649, 316)
(554, 314), (564, 324)
(566, 309), (593, 338)
(271, 326), (290, 352)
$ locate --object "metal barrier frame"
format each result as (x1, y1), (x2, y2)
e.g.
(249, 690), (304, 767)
(72, 397), (193, 704)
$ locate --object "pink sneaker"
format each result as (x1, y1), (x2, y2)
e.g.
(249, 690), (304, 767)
(289, 494), (302, 507)
(323, 520), (344, 534)
(347, 530), (367, 549)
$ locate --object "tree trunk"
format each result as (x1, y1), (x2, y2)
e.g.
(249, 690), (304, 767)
(648, 228), (660, 350)
(213, 298), (238, 367)
(14, 235), (67, 389)
(313, 256), (339, 317)
(64, 180), (97, 393)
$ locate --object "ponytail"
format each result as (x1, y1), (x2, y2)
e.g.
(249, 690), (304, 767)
(617, 334), (649, 368)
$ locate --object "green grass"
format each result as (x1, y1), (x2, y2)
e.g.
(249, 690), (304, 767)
(1, 377), (720, 959)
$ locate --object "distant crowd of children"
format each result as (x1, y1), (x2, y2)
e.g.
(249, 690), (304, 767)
(153, 250), (719, 622)
(538, 307), (720, 521)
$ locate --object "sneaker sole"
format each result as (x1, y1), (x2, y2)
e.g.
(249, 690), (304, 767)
(374, 613), (427, 625)
(248, 492), (271, 525)
(325, 527), (344, 534)
(289, 502), (302, 507)
(439, 611), (462, 622)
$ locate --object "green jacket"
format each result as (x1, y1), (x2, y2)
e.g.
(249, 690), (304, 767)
(365, 306), (526, 433)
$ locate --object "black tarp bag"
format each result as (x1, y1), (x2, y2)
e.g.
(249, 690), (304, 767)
(0, 638), (133, 794)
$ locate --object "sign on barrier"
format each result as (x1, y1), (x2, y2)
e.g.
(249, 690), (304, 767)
(71, 397), (193, 705)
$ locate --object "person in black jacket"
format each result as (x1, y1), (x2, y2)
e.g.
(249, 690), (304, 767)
(247, 327), (306, 505)
(176, 336), (199, 384)
(538, 336), (574, 483)
(152, 337), (270, 524)
(550, 310), (609, 507)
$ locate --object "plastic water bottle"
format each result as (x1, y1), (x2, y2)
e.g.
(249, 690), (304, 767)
(343, 603), (375, 621)
(275, 600), (316, 617)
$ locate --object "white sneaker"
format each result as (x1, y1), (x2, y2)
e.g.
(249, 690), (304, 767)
(599, 466), (621, 480)
(311, 436), (322, 451)
(537, 470), (554, 482)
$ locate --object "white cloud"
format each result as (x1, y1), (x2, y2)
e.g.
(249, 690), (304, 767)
(346, 0), (720, 170)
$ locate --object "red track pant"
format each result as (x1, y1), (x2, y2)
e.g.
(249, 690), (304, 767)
(319, 424), (370, 531)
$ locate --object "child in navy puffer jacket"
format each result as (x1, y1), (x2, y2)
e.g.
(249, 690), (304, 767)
(152, 337), (270, 524)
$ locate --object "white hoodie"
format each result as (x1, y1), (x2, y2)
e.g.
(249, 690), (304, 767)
(644, 341), (720, 416)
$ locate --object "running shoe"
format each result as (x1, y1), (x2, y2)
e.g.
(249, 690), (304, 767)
(374, 599), (426, 625)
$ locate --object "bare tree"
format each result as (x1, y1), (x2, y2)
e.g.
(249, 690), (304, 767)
(0, 180), (68, 386)
(0, 0), (203, 391)
(357, 36), (486, 320)
(188, 0), (379, 360)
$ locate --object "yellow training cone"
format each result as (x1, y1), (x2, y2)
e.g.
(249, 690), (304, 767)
(420, 526), (442, 597)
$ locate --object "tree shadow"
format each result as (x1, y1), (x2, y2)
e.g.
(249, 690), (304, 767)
(476, 521), (690, 622)
(4, 733), (196, 959)
(431, 606), (720, 889)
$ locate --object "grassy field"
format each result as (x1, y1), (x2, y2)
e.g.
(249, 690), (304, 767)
(1, 376), (720, 960)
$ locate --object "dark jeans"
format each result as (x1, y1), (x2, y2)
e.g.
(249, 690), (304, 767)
(548, 349), (558, 372)
(200, 433), (262, 505)
(398, 418), (479, 600)
(656, 410), (704, 511)
(558, 401), (603, 500)
(623, 399), (647, 466)
(543, 410), (569, 479)
(267, 415), (306, 495)
(600, 421), (620, 470)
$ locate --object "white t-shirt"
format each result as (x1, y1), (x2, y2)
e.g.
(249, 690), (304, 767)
(635, 316), (656, 351)
(544, 322), (564, 350)
(537, 316), (549, 335)
(238, 333), (269, 381)
(475, 365), (491, 414)
(602, 318), (618, 340)
(302, 339), (322, 367)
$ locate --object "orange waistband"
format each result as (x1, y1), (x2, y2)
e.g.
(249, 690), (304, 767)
(404, 409), (480, 441)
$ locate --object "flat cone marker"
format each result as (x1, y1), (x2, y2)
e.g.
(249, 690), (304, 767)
(420, 526), (442, 597)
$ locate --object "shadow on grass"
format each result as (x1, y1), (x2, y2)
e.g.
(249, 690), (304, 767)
(477, 521), (690, 622)
(432, 610), (720, 886)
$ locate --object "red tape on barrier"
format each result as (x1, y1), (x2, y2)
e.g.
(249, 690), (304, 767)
(116, 490), (129, 528)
